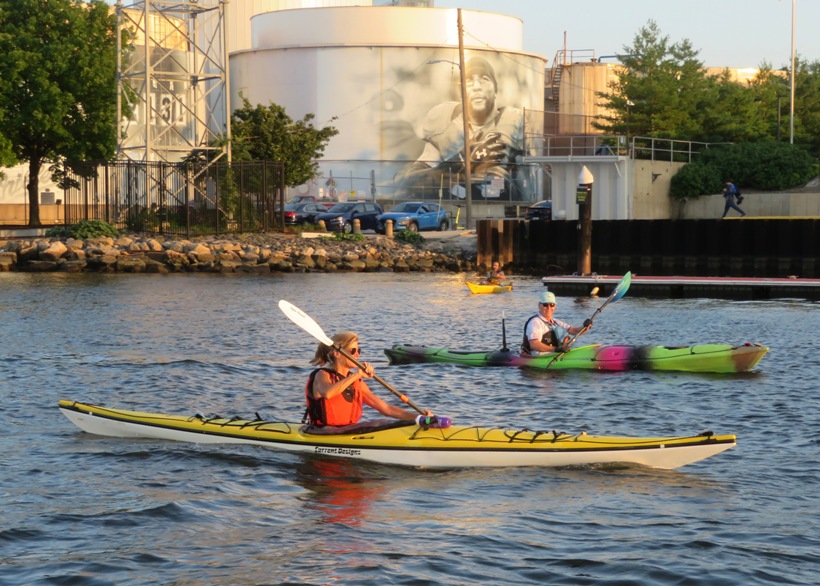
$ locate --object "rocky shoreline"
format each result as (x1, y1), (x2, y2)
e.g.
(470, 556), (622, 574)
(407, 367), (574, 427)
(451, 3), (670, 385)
(0, 231), (478, 274)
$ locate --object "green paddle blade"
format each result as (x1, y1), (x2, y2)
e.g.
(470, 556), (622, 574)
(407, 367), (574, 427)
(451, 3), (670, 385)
(610, 271), (632, 303)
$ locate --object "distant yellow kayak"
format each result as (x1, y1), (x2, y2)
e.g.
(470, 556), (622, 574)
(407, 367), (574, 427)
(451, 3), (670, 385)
(466, 281), (513, 294)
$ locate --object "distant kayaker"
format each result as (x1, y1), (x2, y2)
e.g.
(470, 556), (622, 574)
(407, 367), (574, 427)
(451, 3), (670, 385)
(521, 291), (591, 355)
(305, 331), (439, 431)
(484, 260), (507, 285)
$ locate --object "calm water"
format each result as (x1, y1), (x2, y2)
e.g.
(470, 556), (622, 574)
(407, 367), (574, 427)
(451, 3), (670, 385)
(1, 271), (817, 586)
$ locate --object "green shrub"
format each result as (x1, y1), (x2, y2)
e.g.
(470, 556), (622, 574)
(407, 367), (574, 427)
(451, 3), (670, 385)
(332, 232), (364, 242)
(44, 226), (70, 238)
(670, 141), (818, 199)
(45, 220), (120, 240)
(395, 230), (426, 246)
(670, 163), (723, 200)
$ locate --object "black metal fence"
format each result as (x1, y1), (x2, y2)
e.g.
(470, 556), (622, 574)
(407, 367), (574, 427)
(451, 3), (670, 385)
(61, 160), (286, 238)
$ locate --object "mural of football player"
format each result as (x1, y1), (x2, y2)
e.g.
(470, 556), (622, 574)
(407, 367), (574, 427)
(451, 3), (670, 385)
(398, 56), (525, 199)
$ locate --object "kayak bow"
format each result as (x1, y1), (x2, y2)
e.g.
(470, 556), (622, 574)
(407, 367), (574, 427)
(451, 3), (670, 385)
(58, 400), (735, 470)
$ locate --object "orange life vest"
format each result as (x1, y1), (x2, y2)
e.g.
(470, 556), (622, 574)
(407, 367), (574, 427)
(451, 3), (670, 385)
(305, 368), (364, 427)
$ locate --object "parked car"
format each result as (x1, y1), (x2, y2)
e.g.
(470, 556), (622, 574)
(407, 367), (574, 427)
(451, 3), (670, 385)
(283, 202), (330, 226)
(287, 195), (318, 205)
(377, 202), (453, 233)
(315, 201), (383, 233)
(524, 200), (553, 221)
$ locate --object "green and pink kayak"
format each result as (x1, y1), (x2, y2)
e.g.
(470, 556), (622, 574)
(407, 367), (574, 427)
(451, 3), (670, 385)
(384, 343), (769, 373)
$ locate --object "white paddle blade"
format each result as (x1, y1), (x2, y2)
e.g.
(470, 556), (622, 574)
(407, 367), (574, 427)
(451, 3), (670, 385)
(278, 300), (334, 346)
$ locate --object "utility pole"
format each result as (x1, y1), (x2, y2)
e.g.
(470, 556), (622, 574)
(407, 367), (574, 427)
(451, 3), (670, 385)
(457, 9), (473, 230)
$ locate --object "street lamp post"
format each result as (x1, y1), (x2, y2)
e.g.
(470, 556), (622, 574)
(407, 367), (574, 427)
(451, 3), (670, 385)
(789, 0), (796, 144)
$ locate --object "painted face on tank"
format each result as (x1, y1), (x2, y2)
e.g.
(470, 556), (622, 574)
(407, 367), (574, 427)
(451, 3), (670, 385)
(463, 58), (498, 124)
(466, 73), (497, 122)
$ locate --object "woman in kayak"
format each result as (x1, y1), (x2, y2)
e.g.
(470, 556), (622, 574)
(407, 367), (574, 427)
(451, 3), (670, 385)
(305, 331), (439, 432)
(521, 291), (591, 355)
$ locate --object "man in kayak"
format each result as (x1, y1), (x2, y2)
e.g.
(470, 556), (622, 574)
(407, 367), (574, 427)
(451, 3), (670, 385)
(521, 291), (591, 355)
(305, 331), (446, 432)
(484, 260), (507, 285)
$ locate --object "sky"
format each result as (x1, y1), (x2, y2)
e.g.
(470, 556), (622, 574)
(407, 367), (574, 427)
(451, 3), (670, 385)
(435, 0), (818, 69)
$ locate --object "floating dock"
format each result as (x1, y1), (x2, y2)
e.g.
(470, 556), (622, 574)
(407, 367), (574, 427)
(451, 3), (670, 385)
(541, 275), (820, 301)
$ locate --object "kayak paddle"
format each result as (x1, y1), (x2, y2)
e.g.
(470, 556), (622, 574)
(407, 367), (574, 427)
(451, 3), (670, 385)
(545, 271), (632, 369)
(564, 271), (632, 351)
(278, 299), (428, 416)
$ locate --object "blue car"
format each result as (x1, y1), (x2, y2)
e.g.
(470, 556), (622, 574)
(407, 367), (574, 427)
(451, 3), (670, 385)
(376, 202), (453, 234)
(314, 201), (383, 233)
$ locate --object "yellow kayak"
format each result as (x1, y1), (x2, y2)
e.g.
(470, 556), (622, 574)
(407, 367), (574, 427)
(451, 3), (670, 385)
(58, 400), (736, 470)
(466, 281), (512, 294)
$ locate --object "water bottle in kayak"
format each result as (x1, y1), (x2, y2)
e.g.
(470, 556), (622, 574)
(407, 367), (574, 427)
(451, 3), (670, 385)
(415, 415), (452, 429)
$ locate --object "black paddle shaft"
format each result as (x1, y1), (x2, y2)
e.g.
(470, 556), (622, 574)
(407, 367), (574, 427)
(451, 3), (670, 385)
(334, 345), (427, 415)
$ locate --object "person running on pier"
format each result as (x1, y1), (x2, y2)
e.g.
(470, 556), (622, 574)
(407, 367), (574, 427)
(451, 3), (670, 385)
(722, 180), (746, 218)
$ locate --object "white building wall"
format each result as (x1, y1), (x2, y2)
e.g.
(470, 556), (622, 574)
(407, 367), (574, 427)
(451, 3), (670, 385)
(551, 160), (632, 221)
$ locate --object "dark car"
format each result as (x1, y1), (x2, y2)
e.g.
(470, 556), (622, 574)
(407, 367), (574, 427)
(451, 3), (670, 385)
(315, 201), (383, 233)
(524, 200), (552, 221)
(283, 202), (330, 226)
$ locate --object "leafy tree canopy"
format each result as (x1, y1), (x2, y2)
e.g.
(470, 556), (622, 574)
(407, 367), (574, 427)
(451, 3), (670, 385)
(594, 20), (820, 152)
(0, 0), (121, 226)
(229, 96), (338, 188)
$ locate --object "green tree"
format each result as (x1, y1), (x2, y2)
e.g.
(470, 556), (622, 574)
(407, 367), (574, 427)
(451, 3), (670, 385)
(0, 131), (16, 179)
(739, 58), (820, 156)
(0, 0), (121, 226)
(800, 59), (820, 156)
(229, 95), (338, 187)
(595, 20), (768, 144)
(595, 21), (714, 139)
